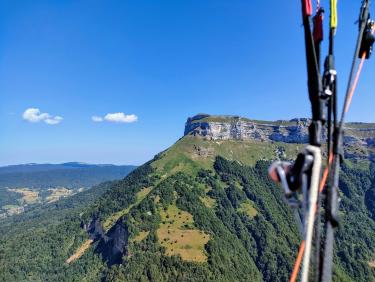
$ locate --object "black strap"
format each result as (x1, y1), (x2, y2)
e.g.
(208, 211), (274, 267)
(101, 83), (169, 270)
(302, 15), (324, 146)
(318, 2), (339, 281)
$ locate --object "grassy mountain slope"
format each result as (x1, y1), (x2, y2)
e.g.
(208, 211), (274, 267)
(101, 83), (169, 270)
(0, 135), (374, 281)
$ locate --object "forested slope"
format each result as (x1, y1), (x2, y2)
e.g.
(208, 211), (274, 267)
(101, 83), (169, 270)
(0, 136), (374, 281)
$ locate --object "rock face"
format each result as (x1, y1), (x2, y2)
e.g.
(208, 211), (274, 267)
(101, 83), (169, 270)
(86, 217), (106, 241)
(96, 220), (128, 266)
(184, 114), (375, 161)
(185, 115), (309, 143)
(84, 218), (129, 266)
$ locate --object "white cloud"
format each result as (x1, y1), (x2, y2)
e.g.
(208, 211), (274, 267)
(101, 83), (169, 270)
(45, 116), (63, 125)
(22, 108), (49, 122)
(22, 108), (63, 125)
(92, 112), (138, 124)
(91, 116), (103, 122)
(104, 113), (138, 123)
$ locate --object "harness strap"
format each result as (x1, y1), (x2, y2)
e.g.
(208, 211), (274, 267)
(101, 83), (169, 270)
(313, 9), (324, 44)
(330, 0), (338, 29)
(302, 0), (313, 17)
(300, 146), (322, 282)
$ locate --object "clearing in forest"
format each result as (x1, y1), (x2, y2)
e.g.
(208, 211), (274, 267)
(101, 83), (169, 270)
(237, 200), (257, 218)
(8, 188), (40, 204)
(46, 188), (73, 203)
(157, 205), (210, 263)
(2, 205), (24, 216)
(66, 239), (93, 264)
(131, 231), (150, 243)
(199, 196), (216, 208)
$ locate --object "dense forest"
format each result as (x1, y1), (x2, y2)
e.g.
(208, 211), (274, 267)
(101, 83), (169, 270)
(1, 147), (374, 281)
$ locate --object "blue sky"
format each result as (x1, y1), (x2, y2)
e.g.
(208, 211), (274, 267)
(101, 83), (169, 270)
(1, 0), (374, 166)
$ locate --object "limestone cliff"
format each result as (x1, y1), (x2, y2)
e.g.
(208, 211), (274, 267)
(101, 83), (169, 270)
(184, 114), (375, 161)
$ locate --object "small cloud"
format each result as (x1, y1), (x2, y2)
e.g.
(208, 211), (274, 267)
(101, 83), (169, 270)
(92, 112), (138, 124)
(91, 116), (103, 122)
(22, 108), (63, 125)
(45, 116), (63, 125)
(104, 113), (138, 123)
(22, 108), (49, 122)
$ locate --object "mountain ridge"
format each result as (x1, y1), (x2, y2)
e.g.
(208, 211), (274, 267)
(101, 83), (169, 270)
(0, 162), (135, 173)
(1, 114), (374, 281)
(184, 114), (375, 161)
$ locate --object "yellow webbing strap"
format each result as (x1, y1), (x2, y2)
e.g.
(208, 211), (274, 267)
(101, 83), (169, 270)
(331, 0), (338, 29)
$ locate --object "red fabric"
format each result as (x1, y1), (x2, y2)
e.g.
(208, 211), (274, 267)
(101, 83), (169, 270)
(302, 0), (313, 17)
(313, 11), (324, 43)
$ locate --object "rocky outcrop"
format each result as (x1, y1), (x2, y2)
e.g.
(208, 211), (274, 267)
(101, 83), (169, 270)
(83, 218), (128, 266)
(96, 220), (128, 266)
(185, 115), (309, 143)
(86, 217), (106, 241)
(184, 114), (375, 161)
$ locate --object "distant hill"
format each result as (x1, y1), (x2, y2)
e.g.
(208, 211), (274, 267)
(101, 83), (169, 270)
(0, 162), (123, 173)
(1, 115), (374, 281)
(0, 162), (137, 188)
(0, 162), (136, 218)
